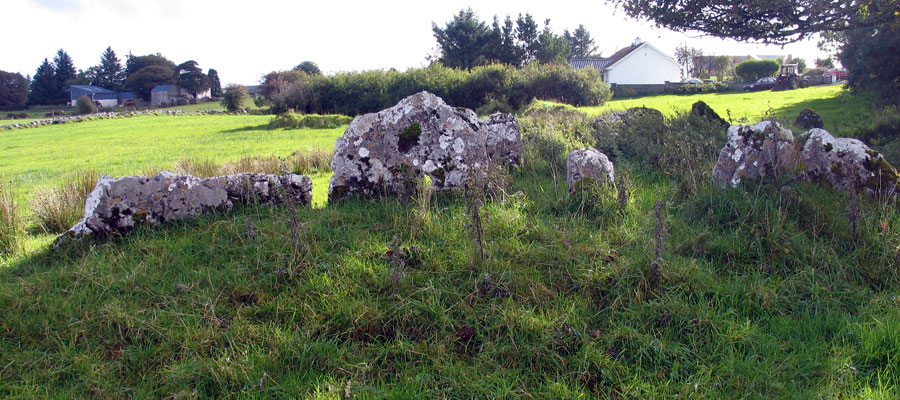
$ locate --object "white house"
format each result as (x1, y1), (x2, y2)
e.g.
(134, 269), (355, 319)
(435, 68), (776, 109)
(570, 38), (683, 85)
(150, 85), (212, 107)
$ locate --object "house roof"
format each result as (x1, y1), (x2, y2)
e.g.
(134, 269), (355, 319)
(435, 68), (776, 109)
(151, 85), (175, 92)
(68, 85), (117, 94)
(569, 58), (612, 70)
(604, 44), (641, 68)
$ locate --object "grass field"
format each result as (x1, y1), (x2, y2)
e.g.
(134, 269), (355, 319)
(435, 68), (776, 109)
(0, 114), (342, 206)
(577, 85), (876, 134)
(2, 87), (899, 398)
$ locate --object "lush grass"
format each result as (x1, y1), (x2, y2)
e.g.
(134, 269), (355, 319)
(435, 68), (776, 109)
(0, 114), (343, 205)
(1, 92), (899, 398)
(1, 161), (899, 398)
(577, 85), (877, 135)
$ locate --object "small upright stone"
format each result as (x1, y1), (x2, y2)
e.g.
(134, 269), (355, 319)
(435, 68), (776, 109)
(795, 108), (824, 130)
(690, 100), (728, 130)
(712, 121), (796, 186)
(566, 147), (615, 193)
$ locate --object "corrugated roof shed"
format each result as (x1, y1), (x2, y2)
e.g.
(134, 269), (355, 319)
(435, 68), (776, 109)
(569, 58), (612, 70)
(151, 85), (174, 92)
(69, 85), (117, 95)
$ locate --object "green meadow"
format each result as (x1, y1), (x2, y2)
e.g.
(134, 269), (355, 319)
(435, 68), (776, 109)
(1, 87), (900, 398)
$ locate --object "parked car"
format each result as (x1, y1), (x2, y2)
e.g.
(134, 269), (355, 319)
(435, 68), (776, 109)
(743, 77), (776, 91)
(684, 78), (703, 84)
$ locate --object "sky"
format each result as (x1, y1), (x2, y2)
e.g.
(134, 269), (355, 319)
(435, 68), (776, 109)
(0, 0), (829, 85)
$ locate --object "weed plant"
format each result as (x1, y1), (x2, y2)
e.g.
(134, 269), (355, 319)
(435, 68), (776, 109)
(29, 170), (98, 234)
(0, 181), (20, 255)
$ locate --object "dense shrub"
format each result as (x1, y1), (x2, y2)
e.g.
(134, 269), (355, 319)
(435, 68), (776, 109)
(735, 59), (780, 82)
(674, 82), (732, 94)
(268, 111), (352, 130)
(75, 95), (97, 115)
(0, 182), (20, 255)
(260, 63), (610, 115)
(30, 171), (98, 234)
(221, 84), (250, 112)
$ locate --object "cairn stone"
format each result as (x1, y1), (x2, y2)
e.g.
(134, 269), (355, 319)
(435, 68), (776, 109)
(592, 107), (664, 128)
(799, 128), (900, 197)
(328, 91), (522, 201)
(795, 108), (824, 130)
(59, 171), (312, 242)
(566, 147), (615, 193)
(712, 121), (796, 186)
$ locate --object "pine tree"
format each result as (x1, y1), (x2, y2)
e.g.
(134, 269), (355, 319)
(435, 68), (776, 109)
(93, 47), (124, 91)
(564, 25), (598, 58)
(28, 58), (59, 105)
(53, 49), (77, 103)
(207, 69), (222, 97)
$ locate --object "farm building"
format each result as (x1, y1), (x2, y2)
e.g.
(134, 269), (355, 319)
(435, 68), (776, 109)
(150, 85), (212, 106)
(570, 38), (683, 85)
(68, 85), (135, 107)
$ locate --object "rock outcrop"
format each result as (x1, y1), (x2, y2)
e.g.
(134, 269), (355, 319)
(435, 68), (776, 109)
(795, 108), (824, 130)
(592, 107), (664, 128)
(59, 171), (312, 242)
(566, 147), (615, 193)
(799, 128), (900, 196)
(328, 91), (522, 201)
(712, 121), (796, 186)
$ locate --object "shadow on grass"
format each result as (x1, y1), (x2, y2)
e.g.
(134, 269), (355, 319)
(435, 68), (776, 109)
(218, 123), (270, 133)
(773, 89), (877, 134)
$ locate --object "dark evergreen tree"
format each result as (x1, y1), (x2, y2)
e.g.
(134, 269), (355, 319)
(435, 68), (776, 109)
(207, 69), (222, 97)
(488, 16), (522, 66)
(175, 60), (211, 98)
(53, 49), (77, 103)
(93, 47), (124, 90)
(28, 59), (59, 105)
(515, 13), (540, 63)
(534, 20), (571, 64)
(564, 25), (598, 58)
(125, 53), (176, 78)
(432, 8), (493, 69)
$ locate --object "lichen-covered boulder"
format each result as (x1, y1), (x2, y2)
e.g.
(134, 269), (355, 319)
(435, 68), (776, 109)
(690, 100), (728, 129)
(59, 171), (312, 242)
(566, 147), (615, 193)
(483, 112), (523, 168)
(795, 108), (824, 130)
(328, 91), (522, 201)
(799, 128), (900, 196)
(712, 121), (796, 186)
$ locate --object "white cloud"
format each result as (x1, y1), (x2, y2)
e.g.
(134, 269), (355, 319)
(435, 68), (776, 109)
(0, 0), (827, 85)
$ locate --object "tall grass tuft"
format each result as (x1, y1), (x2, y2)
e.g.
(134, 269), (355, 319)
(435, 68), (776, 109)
(0, 181), (21, 254)
(174, 158), (222, 178)
(30, 171), (98, 234)
(287, 149), (333, 175)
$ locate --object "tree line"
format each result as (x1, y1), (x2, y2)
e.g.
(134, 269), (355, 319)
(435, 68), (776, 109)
(0, 48), (223, 109)
(432, 8), (598, 69)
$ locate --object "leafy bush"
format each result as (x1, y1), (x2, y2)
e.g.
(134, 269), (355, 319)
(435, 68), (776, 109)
(735, 59), (780, 82)
(673, 82), (732, 94)
(221, 84), (250, 112)
(30, 171), (98, 234)
(260, 63), (611, 115)
(75, 95), (96, 115)
(268, 111), (352, 130)
(175, 98), (189, 106)
(0, 182), (20, 255)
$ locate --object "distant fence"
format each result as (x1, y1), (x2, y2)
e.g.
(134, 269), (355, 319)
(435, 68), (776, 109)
(611, 76), (837, 98)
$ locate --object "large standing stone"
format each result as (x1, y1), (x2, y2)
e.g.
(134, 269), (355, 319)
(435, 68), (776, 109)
(712, 121), (796, 186)
(566, 147), (615, 193)
(483, 112), (523, 168)
(60, 171), (312, 241)
(799, 128), (900, 196)
(328, 91), (522, 201)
